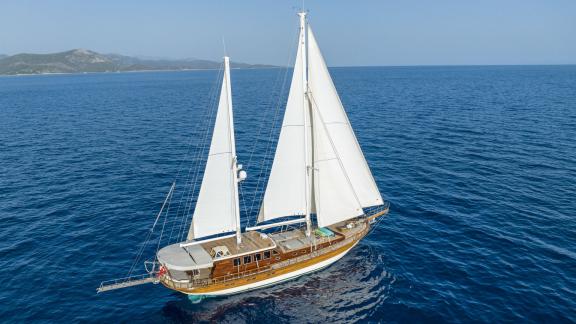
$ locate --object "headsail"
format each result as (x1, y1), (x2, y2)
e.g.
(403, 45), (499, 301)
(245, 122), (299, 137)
(309, 89), (363, 227)
(189, 57), (241, 241)
(307, 27), (383, 214)
(258, 18), (312, 223)
(257, 13), (383, 229)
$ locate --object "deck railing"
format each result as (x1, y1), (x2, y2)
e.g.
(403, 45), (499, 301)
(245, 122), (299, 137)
(160, 221), (371, 290)
(97, 273), (158, 293)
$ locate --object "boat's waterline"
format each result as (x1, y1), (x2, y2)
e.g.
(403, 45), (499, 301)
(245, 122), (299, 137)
(182, 241), (358, 297)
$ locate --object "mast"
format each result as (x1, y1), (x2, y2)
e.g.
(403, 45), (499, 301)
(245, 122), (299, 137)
(257, 11), (381, 230)
(224, 56), (243, 245)
(299, 11), (312, 237)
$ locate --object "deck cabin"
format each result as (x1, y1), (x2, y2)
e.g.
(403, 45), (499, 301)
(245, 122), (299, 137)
(157, 218), (368, 284)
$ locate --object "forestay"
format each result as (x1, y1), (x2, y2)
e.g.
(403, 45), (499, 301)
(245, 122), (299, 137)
(257, 20), (383, 229)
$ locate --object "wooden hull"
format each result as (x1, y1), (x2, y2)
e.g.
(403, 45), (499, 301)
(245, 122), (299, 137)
(183, 240), (358, 296)
(158, 207), (388, 296)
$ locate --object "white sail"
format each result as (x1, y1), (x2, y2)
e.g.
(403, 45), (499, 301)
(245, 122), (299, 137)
(310, 95), (364, 227)
(189, 57), (240, 240)
(257, 25), (311, 223)
(307, 27), (383, 214)
(257, 16), (383, 229)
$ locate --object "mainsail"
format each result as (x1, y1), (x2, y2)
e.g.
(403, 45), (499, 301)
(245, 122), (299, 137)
(188, 57), (241, 241)
(258, 14), (383, 229)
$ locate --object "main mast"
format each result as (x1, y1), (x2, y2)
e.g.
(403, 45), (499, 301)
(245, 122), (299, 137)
(299, 11), (313, 238)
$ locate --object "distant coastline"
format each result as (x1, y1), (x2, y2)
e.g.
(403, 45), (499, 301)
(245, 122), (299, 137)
(0, 66), (282, 78)
(0, 49), (277, 76)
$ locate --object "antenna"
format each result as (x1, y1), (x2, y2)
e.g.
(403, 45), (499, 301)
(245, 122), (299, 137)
(222, 36), (228, 57)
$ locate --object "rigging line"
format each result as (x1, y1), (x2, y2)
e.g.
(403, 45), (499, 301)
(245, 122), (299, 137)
(152, 182), (176, 228)
(122, 64), (226, 279)
(177, 63), (226, 241)
(243, 57), (290, 168)
(167, 64), (224, 244)
(165, 74), (221, 245)
(163, 69), (223, 245)
(177, 81), (222, 242)
(155, 188), (174, 255)
(250, 71), (285, 224)
(124, 71), (222, 277)
(125, 181), (175, 278)
(126, 227), (154, 278)
(175, 66), (223, 241)
(315, 48), (382, 198)
(243, 19), (300, 172)
(308, 91), (363, 209)
(246, 72), (288, 225)
(246, 23), (300, 226)
(249, 53), (298, 221)
(126, 184), (174, 277)
(240, 49), (296, 220)
(177, 63), (224, 225)
(166, 67), (223, 225)
(239, 65), (287, 222)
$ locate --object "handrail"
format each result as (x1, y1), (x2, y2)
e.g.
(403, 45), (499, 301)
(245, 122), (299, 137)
(160, 221), (371, 290)
(98, 272), (157, 292)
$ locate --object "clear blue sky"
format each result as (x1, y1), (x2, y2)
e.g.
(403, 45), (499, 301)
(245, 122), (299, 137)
(1, 0), (574, 66)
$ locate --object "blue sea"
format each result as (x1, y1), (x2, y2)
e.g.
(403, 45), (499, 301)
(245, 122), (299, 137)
(0, 65), (575, 323)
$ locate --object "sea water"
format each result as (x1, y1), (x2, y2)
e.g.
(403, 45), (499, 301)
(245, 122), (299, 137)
(0, 66), (574, 322)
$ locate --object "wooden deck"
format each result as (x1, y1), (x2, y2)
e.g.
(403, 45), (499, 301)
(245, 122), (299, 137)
(200, 230), (276, 258)
(162, 221), (370, 294)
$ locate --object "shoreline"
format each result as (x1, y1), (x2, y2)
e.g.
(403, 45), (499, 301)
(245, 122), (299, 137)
(0, 66), (283, 78)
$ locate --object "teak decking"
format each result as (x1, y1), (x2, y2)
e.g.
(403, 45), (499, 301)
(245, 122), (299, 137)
(158, 211), (385, 294)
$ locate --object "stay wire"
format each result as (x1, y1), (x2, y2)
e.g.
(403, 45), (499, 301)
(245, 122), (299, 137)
(246, 23), (300, 226)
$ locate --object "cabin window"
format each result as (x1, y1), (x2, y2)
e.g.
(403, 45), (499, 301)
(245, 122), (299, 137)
(263, 251), (271, 259)
(255, 253), (262, 261)
(233, 258), (240, 266)
(243, 255), (252, 264)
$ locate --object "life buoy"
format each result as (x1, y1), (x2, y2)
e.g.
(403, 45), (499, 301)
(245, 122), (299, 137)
(157, 265), (167, 277)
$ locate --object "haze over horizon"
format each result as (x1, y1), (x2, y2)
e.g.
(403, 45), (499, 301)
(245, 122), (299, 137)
(1, 0), (575, 66)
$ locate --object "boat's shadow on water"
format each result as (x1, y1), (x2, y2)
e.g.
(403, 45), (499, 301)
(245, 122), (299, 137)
(159, 243), (397, 322)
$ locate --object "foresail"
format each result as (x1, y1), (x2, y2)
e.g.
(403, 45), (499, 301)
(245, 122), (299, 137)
(311, 97), (364, 227)
(258, 28), (311, 223)
(189, 59), (238, 240)
(307, 27), (383, 214)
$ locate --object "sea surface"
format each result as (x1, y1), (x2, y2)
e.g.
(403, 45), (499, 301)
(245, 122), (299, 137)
(0, 65), (575, 323)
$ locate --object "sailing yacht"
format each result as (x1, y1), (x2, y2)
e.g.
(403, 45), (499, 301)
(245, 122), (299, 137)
(98, 12), (388, 296)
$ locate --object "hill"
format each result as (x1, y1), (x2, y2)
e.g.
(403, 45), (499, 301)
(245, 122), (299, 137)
(0, 49), (275, 75)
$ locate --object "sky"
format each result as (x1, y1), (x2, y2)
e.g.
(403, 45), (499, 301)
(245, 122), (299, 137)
(0, 0), (575, 66)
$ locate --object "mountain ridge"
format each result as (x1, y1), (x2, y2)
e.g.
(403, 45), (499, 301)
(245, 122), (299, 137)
(0, 49), (276, 75)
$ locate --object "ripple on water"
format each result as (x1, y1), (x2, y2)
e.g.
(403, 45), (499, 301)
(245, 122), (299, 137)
(0, 66), (575, 322)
